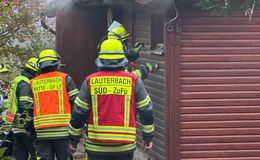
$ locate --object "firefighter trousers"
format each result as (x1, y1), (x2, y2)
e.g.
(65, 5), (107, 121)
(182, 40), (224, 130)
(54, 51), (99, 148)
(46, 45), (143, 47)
(86, 153), (134, 160)
(36, 139), (69, 160)
(12, 133), (37, 160)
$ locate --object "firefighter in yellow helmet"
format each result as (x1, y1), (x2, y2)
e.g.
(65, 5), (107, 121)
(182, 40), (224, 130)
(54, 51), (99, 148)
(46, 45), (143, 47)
(107, 21), (159, 80)
(0, 64), (8, 74)
(28, 49), (78, 160)
(5, 57), (39, 160)
(0, 64), (9, 110)
(107, 21), (139, 62)
(0, 64), (13, 158)
(69, 39), (154, 160)
(107, 21), (130, 41)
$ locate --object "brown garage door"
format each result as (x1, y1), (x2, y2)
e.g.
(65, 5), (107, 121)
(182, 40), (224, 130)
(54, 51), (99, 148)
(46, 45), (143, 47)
(169, 9), (260, 160)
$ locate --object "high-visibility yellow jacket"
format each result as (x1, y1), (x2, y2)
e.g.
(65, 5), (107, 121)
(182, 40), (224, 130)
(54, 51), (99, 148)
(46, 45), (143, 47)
(6, 75), (30, 124)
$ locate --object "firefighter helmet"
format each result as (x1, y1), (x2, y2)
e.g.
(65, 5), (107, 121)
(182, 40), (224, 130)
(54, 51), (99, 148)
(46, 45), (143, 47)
(38, 49), (61, 70)
(107, 21), (130, 41)
(0, 64), (8, 73)
(25, 57), (39, 72)
(95, 39), (128, 69)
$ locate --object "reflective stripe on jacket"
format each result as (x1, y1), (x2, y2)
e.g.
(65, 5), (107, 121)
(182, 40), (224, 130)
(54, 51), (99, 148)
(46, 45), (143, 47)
(86, 71), (138, 144)
(30, 71), (71, 129)
(6, 75), (30, 124)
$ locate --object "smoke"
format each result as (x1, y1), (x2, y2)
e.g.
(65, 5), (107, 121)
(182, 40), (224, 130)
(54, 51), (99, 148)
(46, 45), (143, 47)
(102, 0), (133, 7)
(101, 0), (173, 14)
(148, 0), (174, 14)
(55, 0), (73, 10)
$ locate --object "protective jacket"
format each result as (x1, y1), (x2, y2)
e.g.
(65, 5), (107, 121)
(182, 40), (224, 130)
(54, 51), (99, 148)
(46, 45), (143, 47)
(6, 71), (34, 133)
(87, 71), (137, 144)
(30, 71), (78, 140)
(69, 70), (154, 155)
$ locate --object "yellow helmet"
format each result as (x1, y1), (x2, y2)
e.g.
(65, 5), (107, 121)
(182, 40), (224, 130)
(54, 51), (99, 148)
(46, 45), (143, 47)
(25, 57), (39, 72)
(107, 21), (130, 41)
(96, 39), (128, 69)
(38, 49), (60, 69)
(0, 64), (8, 73)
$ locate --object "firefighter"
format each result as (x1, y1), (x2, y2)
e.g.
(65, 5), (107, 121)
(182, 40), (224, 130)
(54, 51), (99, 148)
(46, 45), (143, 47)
(5, 58), (39, 160)
(0, 65), (13, 158)
(106, 20), (159, 79)
(0, 65), (8, 112)
(0, 64), (8, 74)
(69, 39), (154, 160)
(28, 49), (79, 160)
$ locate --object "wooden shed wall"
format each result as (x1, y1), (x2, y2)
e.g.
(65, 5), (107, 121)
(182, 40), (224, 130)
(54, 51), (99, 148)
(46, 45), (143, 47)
(121, 4), (167, 160)
(168, 8), (260, 160)
(56, 6), (107, 86)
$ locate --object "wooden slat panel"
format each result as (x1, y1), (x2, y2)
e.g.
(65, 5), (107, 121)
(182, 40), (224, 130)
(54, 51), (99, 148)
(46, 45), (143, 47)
(181, 98), (260, 106)
(182, 69), (260, 77)
(181, 106), (260, 114)
(181, 135), (260, 143)
(182, 40), (260, 47)
(181, 128), (260, 136)
(182, 47), (260, 55)
(181, 150), (260, 158)
(182, 25), (260, 32)
(181, 62), (260, 69)
(181, 113), (260, 121)
(182, 32), (260, 40)
(182, 17), (260, 25)
(181, 120), (260, 129)
(181, 91), (260, 99)
(181, 142), (260, 150)
(181, 77), (260, 84)
(179, 9), (260, 160)
(181, 55), (260, 62)
(132, 5), (166, 160)
(182, 84), (260, 92)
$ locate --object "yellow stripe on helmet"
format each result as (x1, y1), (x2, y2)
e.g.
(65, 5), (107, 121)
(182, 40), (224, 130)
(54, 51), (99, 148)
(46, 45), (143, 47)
(38, 50), (60, 63)
(98, 54), (125, 60)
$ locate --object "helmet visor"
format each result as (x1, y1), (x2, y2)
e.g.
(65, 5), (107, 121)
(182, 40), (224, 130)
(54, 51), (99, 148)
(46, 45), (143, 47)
(107, 21), (123, 32)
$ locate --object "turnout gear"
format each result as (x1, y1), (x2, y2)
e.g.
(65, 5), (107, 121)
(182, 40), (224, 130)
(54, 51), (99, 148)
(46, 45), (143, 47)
(28, 50), (78, 160)
(131, 63), (159, 80)
(87, 153), (134, 160)
(106, 21), (141, 63)
(5, 58), (39, 160)
(38, 49), (61, 70)
(69, 72), (154, 155)
(5, 76), (30, 124)
(105, 21), (159, 80)
(36, 139), (69, 160)
(96, 39), (128, 69)
(6, 58), (39, 125)
(30, 72), (71, 131)
(69, 38), (154, 157)
(0, 128), (14, 159)
(126, 42), (144, 62)
(86, 71), (138, 144)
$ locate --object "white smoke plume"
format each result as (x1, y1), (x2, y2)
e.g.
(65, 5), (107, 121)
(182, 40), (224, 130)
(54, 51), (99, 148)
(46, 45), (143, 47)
(149, 0), (174, 14)
(55, 0), (73, 10)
